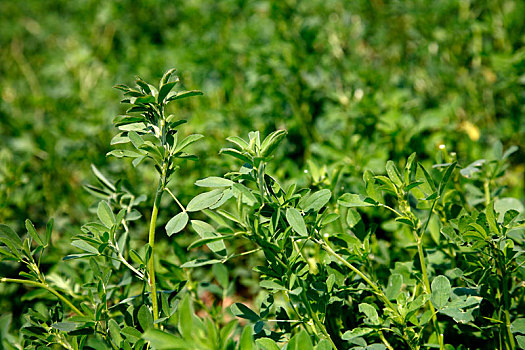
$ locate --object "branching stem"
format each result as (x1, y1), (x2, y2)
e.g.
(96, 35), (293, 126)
(1, 278), (84, 316)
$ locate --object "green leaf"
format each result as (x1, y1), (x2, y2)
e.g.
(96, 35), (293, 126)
(129, 249), (145, 266)
(288, 330), (313, 350)
(138, 305), (153, 331)
(108, 319), (123, 345)
(232, 183), (257, 206)
(226, 136), (249, 150)
(220, 148), (252, 164)
(160, 68), (177, 86)
(71, 240), (99, 255)
(128, 131), (144, 149)
(286, 208), (308, 236)
(259, 280), (287, 291)
(321, 213), (340, 226)
(91, 164), (116, 191)
(51, 322), (78, 332)
(338, 193), (373, 208)
(165, 212), (189, 236)
(516, 335), (525, 349)
(142, 329), (189, 349)
(187, 234), (235, 250)
(314, 339), (332, 350)
(494, 198), (524, 222)
(135, 95), (155, 104)
(431, 275), (451, 309)
(195, 177), (233, 188)
(440, 296), (482, 324)
(191, 220), (227, 256)
(212, 263), (229, 289)
(404, 153), (417, 183)
(342, 327), (374, 340)
(438, 162), (456, 195)
(0, 224), (23, 249)
(178, 294), (193, 338)
(260, 129), (287, 158)
(24, 220), (44, 246)
(97, 201), (116, 228)
(364, 170), (382, 204)
(121, 326), (142, 342)
(417, 163), (436, 193)
(186, 189), (224, 212)
(230, 303), (260, 322)
(166, 90), (203, 102)
(255, 338), (280, 350)
(158, 81), (177, 103)
(459, 159), (485, 178)
(346, 209), (361, 228)
(486, 201), (500, 235)
(511, 318), (525, 334)
(45, 218), (54, 246)
(300, 189), (331, 212)
(358, 303), (380, 325)
(386, 160), (403, 188)
(239, 326), (254, 350)
(385, 274), (403, 300)
(113, 115), (147, 127)
(174, 134), (204, 154)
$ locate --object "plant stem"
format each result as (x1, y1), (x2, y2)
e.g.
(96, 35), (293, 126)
(148, 162), (168, 325)
(484, 180), (491, 206)
(414, 232), (444, 350)
(499, 260), (516, 350)
(416, 197), (444, 350)
(296, 277), (337, 349)
(379, 330), (394, 350)
(319, 239), (417, 348)
(116, 249), (144, 280)
(165, 187), (186, 212)
(1, 278), (84, 316)
(319, 238), (398, 313)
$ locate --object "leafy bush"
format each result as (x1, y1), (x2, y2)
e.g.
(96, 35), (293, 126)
(1, 70), (524, 349)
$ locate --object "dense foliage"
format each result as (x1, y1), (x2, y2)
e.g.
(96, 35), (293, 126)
(1, 1), (524, 349)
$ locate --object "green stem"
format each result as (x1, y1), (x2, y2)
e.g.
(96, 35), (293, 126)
(320, 239), (417, 348)
(484, 180), (491, 206)
(414, 232), (444, 350)
(499, 261), (516, 350)
(283, 291), (315, 339)
(148, 163), (168, 326)
(379, 330), (394, 350)
(319, 238), (398, 313)
(148, 194), (160, 325)
(416, 197), (444, 349)
(1, 278), (84, 316)
(165, 187), (186, 212)
(290, 242), (337, 349)
(299, 282), (337, 349)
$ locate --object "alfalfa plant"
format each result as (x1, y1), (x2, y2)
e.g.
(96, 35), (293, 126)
(0, 69), (207, 349)
(179, 133), (524, 349)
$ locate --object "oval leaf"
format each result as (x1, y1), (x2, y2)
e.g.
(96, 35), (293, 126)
(165, 212), (189, 236)
(286, 208), (307, 236)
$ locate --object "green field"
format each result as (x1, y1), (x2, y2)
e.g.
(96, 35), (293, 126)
(1, 1), (524, 349)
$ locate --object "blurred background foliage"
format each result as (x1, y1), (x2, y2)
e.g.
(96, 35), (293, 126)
(0, 0), (524, 279)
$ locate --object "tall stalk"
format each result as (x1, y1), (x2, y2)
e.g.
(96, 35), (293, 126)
(148, 163), (168, 324)
(112, 69), (203, 324)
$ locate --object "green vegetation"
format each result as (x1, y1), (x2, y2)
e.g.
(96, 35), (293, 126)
(1, 1), (524, 349)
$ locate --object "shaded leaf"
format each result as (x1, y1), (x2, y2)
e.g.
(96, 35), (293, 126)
(431, 275), (451, 309)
